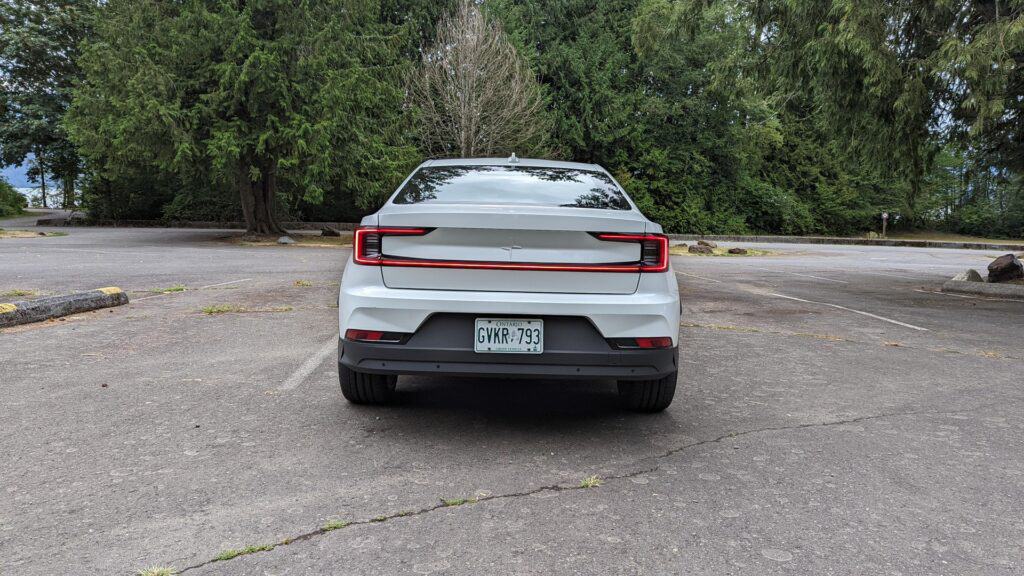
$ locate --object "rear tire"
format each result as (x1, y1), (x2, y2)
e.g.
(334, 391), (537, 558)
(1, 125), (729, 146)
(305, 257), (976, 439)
(339, 364), (397, 405)
(617, 371), (677, 412)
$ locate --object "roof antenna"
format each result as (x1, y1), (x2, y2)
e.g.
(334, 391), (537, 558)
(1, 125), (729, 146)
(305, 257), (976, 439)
(508, 152), (519, 164)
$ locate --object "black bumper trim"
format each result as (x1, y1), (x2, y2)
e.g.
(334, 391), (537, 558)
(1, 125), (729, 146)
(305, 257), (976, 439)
(338, 339), (677, 380)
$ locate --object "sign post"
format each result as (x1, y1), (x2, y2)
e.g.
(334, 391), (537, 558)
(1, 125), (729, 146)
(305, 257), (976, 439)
(881, 212), (889, 238)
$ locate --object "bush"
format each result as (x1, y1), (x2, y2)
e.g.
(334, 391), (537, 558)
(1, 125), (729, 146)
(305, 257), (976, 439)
(0, 178), (28, 217)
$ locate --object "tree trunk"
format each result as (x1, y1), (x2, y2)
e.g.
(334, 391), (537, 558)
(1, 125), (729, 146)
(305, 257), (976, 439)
(36, 152), (47, 208)
(238, 161), (285, 236)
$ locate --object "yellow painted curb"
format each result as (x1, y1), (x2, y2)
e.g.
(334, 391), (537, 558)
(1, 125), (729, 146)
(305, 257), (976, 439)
(0, 303), (17, 314)
(96, 287), (123, 295)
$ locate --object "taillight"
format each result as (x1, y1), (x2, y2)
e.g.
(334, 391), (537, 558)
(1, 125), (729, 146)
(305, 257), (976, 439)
(593, 233), (670, 273)
(344, 329), (408, 343)
(608, 336), (674, 349)
(353, 227), (429, 265)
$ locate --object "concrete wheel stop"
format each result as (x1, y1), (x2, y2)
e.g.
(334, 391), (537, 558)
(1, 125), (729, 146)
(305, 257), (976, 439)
(0, 287), (129, 328)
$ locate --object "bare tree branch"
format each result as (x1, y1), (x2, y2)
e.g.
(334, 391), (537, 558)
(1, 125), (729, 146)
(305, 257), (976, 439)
(410, 0), (551, 158)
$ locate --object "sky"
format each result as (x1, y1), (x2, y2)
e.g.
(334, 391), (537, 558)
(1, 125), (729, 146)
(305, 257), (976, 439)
(2, 160), (33, 188)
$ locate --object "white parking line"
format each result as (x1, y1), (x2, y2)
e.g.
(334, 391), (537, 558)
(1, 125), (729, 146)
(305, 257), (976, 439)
(768, 292), (929, 331)
(279, 337), (338, 391)
(753, 267), (848, 284)
(675, 271), (722, 283)
(914, 288), (1024, 303)
(199, 278), (253, 290)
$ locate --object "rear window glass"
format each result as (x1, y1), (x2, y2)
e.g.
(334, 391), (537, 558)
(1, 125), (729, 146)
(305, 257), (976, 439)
(393, 166), (631, 210)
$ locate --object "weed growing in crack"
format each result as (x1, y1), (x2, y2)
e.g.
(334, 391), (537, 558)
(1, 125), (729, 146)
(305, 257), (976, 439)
(580, 475), (603, 488)
(137, 568), (176, 576)
(150, 285), (187, 293)
(294, 280), (313, 287)
(214, 544), (275, 561)
(322, 519), (350, 531)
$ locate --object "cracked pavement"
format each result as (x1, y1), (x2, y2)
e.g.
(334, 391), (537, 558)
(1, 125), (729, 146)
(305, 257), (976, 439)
(1, 227), (1023, 575)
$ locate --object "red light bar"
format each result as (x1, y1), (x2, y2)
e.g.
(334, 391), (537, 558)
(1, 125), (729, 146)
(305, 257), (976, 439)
(353, 227), (670, 273)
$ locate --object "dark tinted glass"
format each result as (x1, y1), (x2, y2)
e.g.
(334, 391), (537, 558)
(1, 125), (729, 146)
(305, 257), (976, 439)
(393, 166), (631, 210)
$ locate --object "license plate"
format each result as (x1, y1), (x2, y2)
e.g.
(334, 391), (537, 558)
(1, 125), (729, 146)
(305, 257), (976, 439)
(474, 318), (543, 354)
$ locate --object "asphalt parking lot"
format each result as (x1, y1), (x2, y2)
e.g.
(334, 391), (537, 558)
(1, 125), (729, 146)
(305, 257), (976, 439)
(2, 223), (1022, 575)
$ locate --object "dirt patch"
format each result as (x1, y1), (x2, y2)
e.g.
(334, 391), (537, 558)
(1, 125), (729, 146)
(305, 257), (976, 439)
(0, 230), (67, 239)
(670, 246), (777, 257)
(219, 233), (352, 248)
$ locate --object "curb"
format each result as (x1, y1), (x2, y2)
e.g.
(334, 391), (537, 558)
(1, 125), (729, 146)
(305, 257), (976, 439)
(36, 218), (359, 231)
(668, 234), (1024, 252)
(0, 287), (130, 328)
(941, 280), (1024, 300)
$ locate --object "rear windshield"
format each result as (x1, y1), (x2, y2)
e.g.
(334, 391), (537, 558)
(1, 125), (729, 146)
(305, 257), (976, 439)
(393, 165), (632, 210)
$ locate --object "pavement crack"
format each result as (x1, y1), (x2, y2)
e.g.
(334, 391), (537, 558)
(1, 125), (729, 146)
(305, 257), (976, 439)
(169, 400), (1017, 574)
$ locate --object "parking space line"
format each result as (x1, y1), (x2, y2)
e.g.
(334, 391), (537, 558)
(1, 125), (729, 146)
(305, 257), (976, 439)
(768, 292), (929, 331)
(199, 278), (253, 290)
(753, 267), (848, 284)
(279, 337), (338, 391)
(675, 271), (722, 283)
(914, 288), (1024, 303)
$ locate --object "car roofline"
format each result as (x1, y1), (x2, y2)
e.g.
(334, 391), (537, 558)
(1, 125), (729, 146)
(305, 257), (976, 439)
(420, 157), (602, 171)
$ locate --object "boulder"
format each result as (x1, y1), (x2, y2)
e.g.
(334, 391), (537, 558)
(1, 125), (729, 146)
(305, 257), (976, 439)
(688, 244), (714, 255)
(697, 239), (718, 248)
(987, 253), (1024, 283)
(277, 236), (296, 245)
(727, 248), (748, 255)
(321, 226), (342, 237)
(951, 269), (983, 283)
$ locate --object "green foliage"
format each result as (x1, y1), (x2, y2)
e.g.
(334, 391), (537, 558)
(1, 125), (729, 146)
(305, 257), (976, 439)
(67, 0), (418, 231)
(4, 0), (1023, 238)
(0, 0), (93, 208)
(0, 178), (27, 217)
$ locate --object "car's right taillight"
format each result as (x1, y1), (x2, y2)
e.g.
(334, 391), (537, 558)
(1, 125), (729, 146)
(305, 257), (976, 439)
(353, 227), (430, 265)
(608, 337), (674, 349)
(592, 233), (670, 272)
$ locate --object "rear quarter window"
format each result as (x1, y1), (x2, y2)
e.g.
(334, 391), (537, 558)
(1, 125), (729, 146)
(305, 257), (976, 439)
(393, 165), (632, 210)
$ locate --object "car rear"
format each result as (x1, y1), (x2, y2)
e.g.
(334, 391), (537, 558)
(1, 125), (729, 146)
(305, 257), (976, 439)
(338, 159), (680, 411)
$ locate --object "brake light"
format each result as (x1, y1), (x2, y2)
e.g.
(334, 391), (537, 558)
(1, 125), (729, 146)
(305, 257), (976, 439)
(353, 227), (429, 265)
(344, 329), (407, 343)
(608, 337), (674, 349)
(593, 233), (670, 273)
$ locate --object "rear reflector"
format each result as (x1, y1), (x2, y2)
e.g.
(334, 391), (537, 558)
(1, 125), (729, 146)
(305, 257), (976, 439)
(353, 227), (669, 273)
(344, 329), (407, 343)
(608, 336), (674, 349)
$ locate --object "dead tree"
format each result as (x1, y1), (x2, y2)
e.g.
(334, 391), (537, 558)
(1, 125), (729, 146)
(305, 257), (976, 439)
(411, 0), (550, 158)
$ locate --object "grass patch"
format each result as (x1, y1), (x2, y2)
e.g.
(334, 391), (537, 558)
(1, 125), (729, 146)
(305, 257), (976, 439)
(200, 304), (292, 315)
(322, 519), (350, 532)
(0, 289), (37, 299)
(293, 280), (312, 287)
(670, 246), (775, 257)
(883, 231), (1024, 245)
(150, 284), (187, 294)
(441, 497), (477, 507)
(214, 544), (275, 561)
(580, 475), (603, 488)
(137, 568), (176, 576)
(201, 304), (246, 315)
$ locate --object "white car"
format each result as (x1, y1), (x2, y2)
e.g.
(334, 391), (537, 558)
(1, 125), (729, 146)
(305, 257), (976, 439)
(338, 157), (680, 412)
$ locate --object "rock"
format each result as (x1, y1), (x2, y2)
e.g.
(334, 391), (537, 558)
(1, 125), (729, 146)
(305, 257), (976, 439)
(951, 269), (983, 283)
(727, 247), (748, 255)
(697, 239), (718, 248)
(321, 226), (341, 237)
(987, 253), (1024, 283)
(688, 244), (714, 255)
(277, 236), (296, 245)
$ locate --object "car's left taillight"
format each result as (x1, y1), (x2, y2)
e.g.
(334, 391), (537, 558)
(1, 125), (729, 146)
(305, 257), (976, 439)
(353, 227), (429, 266)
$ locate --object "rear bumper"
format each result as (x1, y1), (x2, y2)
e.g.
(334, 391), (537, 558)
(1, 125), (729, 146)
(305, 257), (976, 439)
(338, 261), (680, 343)
(338, 314), (678, 380)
